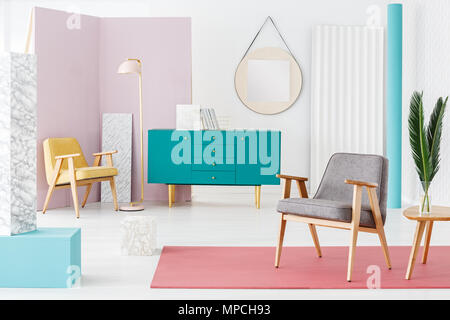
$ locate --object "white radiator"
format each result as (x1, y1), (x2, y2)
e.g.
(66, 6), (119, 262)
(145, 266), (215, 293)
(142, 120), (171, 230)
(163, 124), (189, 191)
(310, 25), (384, 192)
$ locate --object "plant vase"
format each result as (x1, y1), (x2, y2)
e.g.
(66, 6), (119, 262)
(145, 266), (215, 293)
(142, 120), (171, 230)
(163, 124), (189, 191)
(420, 181), (432, 215)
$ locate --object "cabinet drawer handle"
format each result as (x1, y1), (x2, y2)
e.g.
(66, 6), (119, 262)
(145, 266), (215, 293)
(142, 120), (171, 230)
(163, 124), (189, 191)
(212, 136), (216, 140)
(212, 149), (216, 153)
(184, 136), (188, 140)
(211, 176), (216, 180)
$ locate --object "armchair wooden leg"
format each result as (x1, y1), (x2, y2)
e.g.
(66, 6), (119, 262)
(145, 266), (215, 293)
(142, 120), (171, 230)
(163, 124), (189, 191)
(69, 182), (80, 219)
(81, 184), (93, 208)
(347, 226), (359, 282)
(377, 226), (392, 269)
(68, 158), (80, 219)
(275, 214), (287, 268)
(347, 185), (362, 282)
(367, 188), (392, 269)
(42, 183), (56, 214)
(308, 224), (322, 257)
(43, 158), (63, 214)
(109, 177), (119, 211)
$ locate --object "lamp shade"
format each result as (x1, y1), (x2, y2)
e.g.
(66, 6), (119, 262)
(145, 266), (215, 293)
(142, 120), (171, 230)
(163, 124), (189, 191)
(117, 59), (141, 74)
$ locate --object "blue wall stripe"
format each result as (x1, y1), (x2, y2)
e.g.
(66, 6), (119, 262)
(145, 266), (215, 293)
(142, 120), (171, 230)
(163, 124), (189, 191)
(387, 3), (403, 208)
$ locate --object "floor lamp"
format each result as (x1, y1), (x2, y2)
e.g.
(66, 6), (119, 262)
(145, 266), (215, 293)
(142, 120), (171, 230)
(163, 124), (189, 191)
(117, 58), (145, 211)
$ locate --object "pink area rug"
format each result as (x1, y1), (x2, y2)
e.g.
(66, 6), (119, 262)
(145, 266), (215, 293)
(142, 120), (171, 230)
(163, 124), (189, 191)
(151, 246), (450, 289)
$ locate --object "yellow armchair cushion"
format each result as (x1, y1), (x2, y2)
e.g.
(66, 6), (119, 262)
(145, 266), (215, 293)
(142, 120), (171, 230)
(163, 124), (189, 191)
(56, 166), (118, 185)
(43, 138), (89, 185)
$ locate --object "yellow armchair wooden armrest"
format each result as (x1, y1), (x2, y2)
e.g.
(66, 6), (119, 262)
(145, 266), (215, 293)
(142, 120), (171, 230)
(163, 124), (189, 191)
(54, 153), (81, 160)
(92, 150), (118, 156)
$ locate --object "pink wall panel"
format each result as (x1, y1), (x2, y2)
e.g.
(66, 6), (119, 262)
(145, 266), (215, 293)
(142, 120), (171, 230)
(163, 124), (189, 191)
(34, 8), (191, 210)
(35, 8), (101, 210)
(99, 17), (192, 202)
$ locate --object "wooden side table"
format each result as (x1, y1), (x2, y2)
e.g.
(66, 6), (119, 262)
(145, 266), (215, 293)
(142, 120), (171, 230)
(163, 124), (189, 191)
(403, 206), (450, 280)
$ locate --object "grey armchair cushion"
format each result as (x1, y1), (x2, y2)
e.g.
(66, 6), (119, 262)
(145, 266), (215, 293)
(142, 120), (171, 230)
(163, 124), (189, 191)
(277, 153), (389, 228)
(277, 198), (377, 228)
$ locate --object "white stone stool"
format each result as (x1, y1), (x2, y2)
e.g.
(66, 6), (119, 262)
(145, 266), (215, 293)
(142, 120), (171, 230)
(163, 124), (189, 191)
(120, 216), (157, 256)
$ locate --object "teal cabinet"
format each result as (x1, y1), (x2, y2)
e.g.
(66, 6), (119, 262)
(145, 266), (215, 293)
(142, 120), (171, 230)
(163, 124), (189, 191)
(148, 129), (191, 184)
(148, 129), (280, 206)
(235, 130), (280, 185)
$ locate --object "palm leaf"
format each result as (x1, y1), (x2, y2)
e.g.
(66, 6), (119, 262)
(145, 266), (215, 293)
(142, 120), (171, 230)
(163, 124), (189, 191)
(427, 96), (448, 181)
(408, 91), (432, 186)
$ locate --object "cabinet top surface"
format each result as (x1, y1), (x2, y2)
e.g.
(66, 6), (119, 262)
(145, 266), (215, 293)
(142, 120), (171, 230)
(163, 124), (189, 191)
(148, 129), (281, 132)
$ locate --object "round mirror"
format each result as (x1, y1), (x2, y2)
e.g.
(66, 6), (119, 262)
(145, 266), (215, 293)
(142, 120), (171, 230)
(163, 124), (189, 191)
(235, 47), (302, 115)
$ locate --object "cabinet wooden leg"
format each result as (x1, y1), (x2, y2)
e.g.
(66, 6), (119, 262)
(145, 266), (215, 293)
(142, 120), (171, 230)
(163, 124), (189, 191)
(168, 184), (175, 208)
(255, 185), (261, 209)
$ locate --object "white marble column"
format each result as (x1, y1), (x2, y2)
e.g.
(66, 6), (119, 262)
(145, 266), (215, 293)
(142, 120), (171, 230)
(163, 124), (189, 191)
(0, 53), (37, 235)
(101, 113), (132, 203)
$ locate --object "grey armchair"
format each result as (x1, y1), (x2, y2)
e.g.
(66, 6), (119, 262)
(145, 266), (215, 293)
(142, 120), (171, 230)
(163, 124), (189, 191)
(275, 153), (391, 281)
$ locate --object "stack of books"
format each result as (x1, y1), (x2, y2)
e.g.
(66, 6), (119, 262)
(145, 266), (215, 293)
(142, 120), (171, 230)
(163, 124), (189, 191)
(200, 108), (220, 130)
(176, 104), (201, 130)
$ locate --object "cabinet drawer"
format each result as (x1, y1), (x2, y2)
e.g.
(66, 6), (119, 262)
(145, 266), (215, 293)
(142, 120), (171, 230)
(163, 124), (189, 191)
(192, 159), (235, 171)
(191, 171), (235, 185)
(192, 163), (235, 171)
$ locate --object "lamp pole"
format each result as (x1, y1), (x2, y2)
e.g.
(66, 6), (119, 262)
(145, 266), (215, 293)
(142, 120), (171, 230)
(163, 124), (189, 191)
(118, 58), (145, 211)
(136, 71), (144, 204)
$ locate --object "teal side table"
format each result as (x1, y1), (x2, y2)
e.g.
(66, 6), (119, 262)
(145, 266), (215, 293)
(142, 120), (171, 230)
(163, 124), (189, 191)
(0, 228), (81, 288)
(148, 129), (281, 208)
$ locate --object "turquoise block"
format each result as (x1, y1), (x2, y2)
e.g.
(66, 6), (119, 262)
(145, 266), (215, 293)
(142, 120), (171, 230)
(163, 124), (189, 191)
(0, 228), (81, 288)
(387, 3), (402, 208)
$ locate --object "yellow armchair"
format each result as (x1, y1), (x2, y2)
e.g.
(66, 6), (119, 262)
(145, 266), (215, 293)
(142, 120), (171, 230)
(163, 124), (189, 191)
(42, 137), (119, 218)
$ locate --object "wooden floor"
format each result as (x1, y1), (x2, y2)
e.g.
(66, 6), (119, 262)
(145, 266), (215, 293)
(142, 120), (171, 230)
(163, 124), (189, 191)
(2, 188), (450, 299)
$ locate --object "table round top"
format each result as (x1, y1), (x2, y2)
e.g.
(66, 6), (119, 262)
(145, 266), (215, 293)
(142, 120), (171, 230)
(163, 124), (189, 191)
(403, 206), (450, 221)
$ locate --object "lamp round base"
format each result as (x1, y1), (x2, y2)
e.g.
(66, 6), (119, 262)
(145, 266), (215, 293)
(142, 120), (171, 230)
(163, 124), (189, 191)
(119, 205), (145, 212)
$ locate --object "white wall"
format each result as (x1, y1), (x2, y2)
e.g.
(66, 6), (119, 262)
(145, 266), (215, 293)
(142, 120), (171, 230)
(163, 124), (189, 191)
(402, 0), (450, 206)
(4, 0), (391, 194)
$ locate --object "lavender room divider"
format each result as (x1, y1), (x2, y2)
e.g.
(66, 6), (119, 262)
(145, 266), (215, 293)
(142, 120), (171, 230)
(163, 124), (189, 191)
(34, 7), (192, 210)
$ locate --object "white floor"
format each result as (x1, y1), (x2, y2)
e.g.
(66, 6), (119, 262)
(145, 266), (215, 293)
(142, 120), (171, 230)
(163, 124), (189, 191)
(1, 187), (450, 300)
